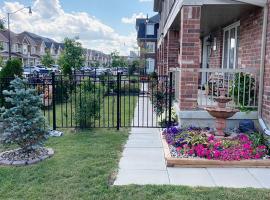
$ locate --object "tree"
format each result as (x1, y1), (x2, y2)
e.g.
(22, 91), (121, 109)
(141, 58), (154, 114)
(0, 19), (4, 30)
(58, 38), (85, 75)
(41, 50), (55, 68)
(1, 77), (48, 152)
(0, 58), (23, 78)
(111, 50), (128, 68)
(128, 59), (140, 75)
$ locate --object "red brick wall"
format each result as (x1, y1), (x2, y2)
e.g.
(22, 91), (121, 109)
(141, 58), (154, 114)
(208, 29), (223, 68)
(262, 2), (270, 127)
(179, 6), (201, 110)
(207, 8), (263, 69)
(167, 30), (180, 70)
(238, 8), (263, 69)
(163, 36), (168, 75)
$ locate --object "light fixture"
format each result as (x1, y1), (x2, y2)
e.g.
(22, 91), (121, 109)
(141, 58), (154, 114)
(146, 14), (149, 24)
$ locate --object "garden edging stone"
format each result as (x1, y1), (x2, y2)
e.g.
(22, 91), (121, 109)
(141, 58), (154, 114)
(0, 148), (54, 166)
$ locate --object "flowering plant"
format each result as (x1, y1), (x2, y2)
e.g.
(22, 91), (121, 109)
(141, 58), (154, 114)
(163, 126), (268, 161)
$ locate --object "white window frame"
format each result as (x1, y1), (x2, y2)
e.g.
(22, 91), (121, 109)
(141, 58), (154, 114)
(146, 24), (155, 36)
(146, 42), (155, 53)
(222, 21), (240, 69)
(146, 58), (155, 73)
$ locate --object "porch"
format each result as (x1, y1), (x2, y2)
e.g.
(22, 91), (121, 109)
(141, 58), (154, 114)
(159, 1), (266, 127)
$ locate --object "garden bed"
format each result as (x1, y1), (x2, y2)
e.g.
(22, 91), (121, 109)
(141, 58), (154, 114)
(161, 127), (270, 168)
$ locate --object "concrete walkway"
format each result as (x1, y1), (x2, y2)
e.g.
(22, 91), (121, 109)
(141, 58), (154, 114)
(114, 90), (270, 188)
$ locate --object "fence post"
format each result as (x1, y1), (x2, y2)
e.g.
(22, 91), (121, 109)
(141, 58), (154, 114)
(52, 72), (57, 130)
(168, 72), (173, 127)
(117, 72), (121, 130)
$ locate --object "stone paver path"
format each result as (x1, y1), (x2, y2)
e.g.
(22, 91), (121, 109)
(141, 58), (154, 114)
(114, 90), (270, 188)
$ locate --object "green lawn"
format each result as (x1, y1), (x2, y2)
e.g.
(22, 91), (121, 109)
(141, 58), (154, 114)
(1, 129), (270, 200)
(1, 79), (270, 199)
(44, 95), (138, 128)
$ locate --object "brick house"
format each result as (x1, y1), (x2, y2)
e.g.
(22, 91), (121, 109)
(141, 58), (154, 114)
(154, 0), (270, 134)
(136, 14), (160, 74)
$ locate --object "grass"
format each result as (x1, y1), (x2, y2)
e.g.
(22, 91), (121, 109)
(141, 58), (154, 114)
(1, 80), (270, 199)
(1, 130), (270, 200)
(44, 95), (138, 128)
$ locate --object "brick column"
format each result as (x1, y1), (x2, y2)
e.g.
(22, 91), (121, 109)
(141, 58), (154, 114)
(157, 46), (161, 75)
(262, 1), (270, 126)
(178, 6), (201, 110)
(167, 30), (180, 70)
(163, 36), (168, 75)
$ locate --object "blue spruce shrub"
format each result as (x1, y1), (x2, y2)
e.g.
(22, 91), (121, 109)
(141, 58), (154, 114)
(0, 77), (48, 152)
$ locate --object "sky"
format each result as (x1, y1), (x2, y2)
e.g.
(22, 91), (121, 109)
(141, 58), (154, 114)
(0, 0), (156, 55)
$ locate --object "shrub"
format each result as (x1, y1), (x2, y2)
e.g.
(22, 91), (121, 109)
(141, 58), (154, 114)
(55, 77), (70, 103)
(230, 72), (256, 110)
(119, 84), (140, 95)
(0, 77), (48, 152)
(0, 58), (23, 78)
(74, 79), (100, 128)
(158, 107), (178, 127)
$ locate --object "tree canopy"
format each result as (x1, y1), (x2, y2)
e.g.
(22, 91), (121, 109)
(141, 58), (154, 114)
(0, 58), (23, 78)
(41, 50), (55, 68)
(58, 38), (85, 75)
(111, 50), (128, 68)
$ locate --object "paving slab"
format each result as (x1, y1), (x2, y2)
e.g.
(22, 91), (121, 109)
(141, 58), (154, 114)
(119, 148), (166, 170)
(248, 168), (270, 188)
(128, 133), (161, 140)
(114, 169), (169, 185)
(167, 168), (216, 187)
(125, 138), (162, 148)
(114, 90), (269, 188)
(207, 168), (263, 188)
(130, 128), (160, 134)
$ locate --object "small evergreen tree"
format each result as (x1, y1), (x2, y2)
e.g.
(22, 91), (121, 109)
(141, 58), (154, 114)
(0, 59), (23, 106)
(0, 77), (48, 152)
(41, 50), (55, 68)
(0, 58), (23, 78)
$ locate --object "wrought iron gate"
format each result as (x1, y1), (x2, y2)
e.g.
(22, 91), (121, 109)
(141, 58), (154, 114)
(0, 72), (173, 130)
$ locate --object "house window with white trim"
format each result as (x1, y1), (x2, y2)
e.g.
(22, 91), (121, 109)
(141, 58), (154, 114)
(146, 58), (155, 74)
(146, 42), (155, 53)
(146, 24), (155, 35)
(222, 22), (240, 69)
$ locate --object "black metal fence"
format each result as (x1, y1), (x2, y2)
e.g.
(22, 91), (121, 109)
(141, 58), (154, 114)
(0, 72), (173, 130)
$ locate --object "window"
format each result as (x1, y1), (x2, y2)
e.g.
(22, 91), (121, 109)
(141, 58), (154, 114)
(23, 44), (28, 54)
(31, 46), (36, 54)
(146, 24), (155, 35)
(146, 58), (155, 74)
(222, 21), (240, 69)
(146, 42), (155, 53)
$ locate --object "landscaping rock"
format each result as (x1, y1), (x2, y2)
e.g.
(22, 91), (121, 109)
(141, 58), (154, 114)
(49, 130), (63, 137)
(0, 147), (54, 166)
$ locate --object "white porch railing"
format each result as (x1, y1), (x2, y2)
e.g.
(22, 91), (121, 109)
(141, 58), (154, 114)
(198, 68), (260, 109)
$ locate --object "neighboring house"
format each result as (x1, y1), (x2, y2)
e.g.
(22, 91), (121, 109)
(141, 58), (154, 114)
(136, 14), (160, 74)
(0, 30), (111, 68)
(154, 0), (270, 134)
(84, 49), (112, 67)
(0, 30), (64, 66)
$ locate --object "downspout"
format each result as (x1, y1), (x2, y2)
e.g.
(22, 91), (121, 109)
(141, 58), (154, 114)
(258, 4), (270, 135)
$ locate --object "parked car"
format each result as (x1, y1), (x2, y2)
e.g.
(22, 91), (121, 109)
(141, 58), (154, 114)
(50, 65), (61, 73)
(81, 66), (93, 73)
(23, 66), (40, 75)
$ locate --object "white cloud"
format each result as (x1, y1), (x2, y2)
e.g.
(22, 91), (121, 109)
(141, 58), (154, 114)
(139, 0), (153, 2)
(0, 0), (137, 55)
(121, 12), (146, 24)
